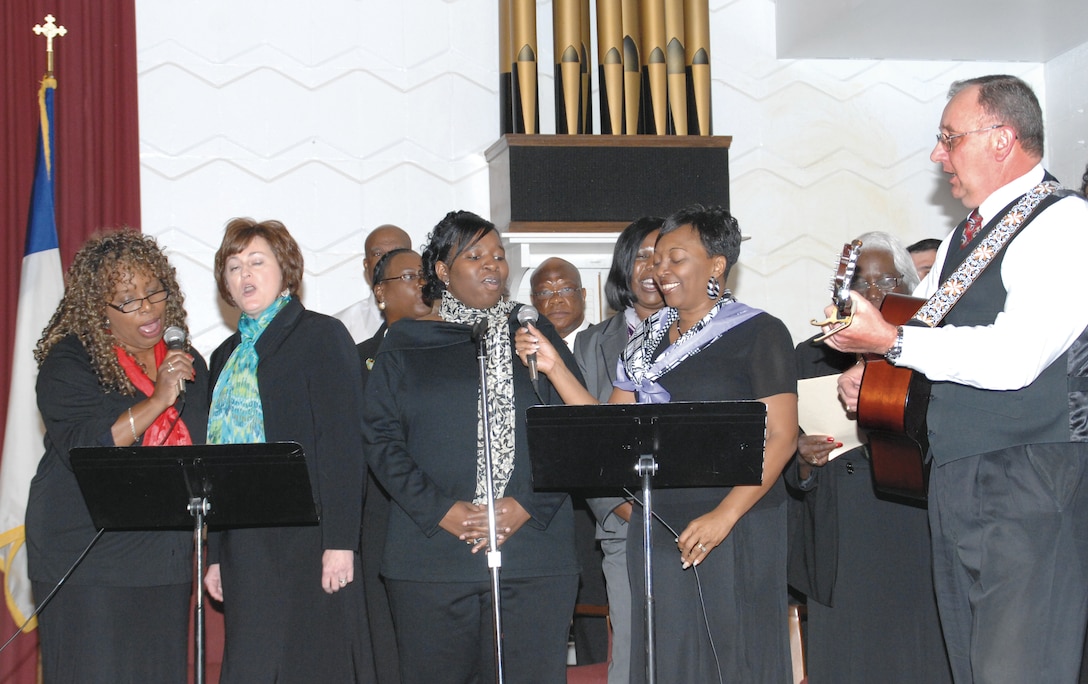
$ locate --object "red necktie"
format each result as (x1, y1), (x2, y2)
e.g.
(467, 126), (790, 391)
(960, 209), (982, 248)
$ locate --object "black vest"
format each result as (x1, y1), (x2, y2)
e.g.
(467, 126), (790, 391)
(926, 189), (1088, 465)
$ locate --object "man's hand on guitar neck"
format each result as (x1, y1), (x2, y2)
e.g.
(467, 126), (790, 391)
(820, 292), (899, 356)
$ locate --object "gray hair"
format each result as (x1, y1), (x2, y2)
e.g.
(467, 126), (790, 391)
(948, 75), (1043, 157)
(854, 231), (921, 291)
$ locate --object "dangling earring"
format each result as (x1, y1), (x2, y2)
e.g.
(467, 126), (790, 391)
(377, 300), (386, 311)
(706, 276), (721, 300)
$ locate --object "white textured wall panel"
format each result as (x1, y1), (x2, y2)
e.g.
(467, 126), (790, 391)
(136, 0), (1084, 358)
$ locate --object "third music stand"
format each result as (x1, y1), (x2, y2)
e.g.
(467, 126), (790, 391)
(526, 401), (767, 684)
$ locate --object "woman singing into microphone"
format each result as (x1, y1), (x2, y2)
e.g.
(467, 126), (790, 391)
(27, 230), (209, 683)
(362, 210), (581, 684)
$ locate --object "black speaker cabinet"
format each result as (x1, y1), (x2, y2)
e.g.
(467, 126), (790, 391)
(486, 134), (731, 233)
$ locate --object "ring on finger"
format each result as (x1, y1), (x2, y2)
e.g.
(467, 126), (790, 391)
(697, 542), (707, 553)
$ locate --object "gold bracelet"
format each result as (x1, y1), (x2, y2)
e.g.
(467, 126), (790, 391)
(127, 407), (138, 443)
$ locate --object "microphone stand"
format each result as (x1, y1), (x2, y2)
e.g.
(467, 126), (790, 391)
(188, 496), (210, 684)
(472, 318), (505, 684)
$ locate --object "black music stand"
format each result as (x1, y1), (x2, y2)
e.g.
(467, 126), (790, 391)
(526, 401), (767, 684)
(70, 442), (318, 684)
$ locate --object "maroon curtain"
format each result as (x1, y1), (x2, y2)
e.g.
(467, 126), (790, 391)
(0, 2), (139, 681)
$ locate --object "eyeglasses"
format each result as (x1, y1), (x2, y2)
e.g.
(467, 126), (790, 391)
(379, 272), (424, 284)
(106, 288), (170, 314)
(851, 276), (902, 293)
(532, 286), (579, 300)
(935, 124), (1004, 151)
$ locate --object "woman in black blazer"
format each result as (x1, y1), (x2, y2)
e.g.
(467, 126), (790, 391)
(362, 211), (580, 684)
(203, 218), (371, 683)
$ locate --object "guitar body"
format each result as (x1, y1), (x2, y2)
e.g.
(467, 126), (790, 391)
(857, 293), (931, 500)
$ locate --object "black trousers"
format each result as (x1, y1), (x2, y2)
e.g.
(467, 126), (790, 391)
(929, 444), (1088, 684)
(386, 574), (578, 684)
(34, 581), (190, 684)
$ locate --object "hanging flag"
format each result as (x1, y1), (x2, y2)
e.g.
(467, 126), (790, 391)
(0, 76), (66, 633)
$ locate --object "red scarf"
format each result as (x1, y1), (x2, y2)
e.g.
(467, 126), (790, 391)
(114, 339), (192, 446)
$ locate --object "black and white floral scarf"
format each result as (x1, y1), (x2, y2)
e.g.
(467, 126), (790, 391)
(440, 289), (517, 503)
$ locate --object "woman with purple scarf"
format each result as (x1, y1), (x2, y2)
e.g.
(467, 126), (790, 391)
(516, 204), (798, 683)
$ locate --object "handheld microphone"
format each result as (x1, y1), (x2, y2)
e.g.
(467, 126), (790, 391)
(516, 305), (539, 383)
(162, 326), (188, 395)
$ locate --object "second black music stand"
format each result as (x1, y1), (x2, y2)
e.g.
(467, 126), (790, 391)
(526, 401), (767, 684)
(70, 441), (318, 684)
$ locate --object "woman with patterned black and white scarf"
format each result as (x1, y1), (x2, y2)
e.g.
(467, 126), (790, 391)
(516, 204), (799, 684)
(362, 210), (581, 684)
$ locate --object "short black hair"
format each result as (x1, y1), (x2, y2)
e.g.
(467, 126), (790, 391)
(372, 247), (415, 286)
(907, 238), (942, 254)
(659, 204), (742, 280)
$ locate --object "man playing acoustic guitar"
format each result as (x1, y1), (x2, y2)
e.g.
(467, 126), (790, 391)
(822, 75), (1088, 684)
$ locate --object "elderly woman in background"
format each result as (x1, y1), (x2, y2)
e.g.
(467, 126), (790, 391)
(787, 232), (951, 683)
(572, 215), (664, 684)
(358, 247), (431, 684)
(202, 218), (370, 683)
(516, 204), (799, 683)
(362, 210), (580, 684)
(27, 230), (209, 683)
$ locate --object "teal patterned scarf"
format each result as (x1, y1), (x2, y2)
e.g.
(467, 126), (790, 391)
(207, 294), (291, 444)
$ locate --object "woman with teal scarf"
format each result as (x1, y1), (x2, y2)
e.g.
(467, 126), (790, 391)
(203, 218), (371, 682)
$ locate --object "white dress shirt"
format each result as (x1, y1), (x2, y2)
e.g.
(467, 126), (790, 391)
(561, 318), (592, 353)
(899, 164), (1088, 389)
(335, 295), (385, 344)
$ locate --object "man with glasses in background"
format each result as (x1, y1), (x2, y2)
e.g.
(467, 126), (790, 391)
(530, 256), (606, 669)
(531, 257), (590, 350)
(821, 74), (1088, 683)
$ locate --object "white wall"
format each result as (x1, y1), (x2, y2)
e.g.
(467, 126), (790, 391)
(1045, 40), (1088, 192)
(135, 0), (1081, 357)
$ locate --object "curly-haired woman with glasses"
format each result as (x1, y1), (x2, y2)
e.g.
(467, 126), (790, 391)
(27, 229), (209, 683)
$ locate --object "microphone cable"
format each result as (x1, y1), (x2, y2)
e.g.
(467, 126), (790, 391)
(624, 487), (725, 684)
(0, 527), (105, 654)
(0, 392), (191, 653)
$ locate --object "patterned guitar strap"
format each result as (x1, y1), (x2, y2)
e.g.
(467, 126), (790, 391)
(911, 180), (1061, 328)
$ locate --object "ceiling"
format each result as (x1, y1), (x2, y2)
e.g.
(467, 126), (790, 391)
(775, 0), (1088, 62)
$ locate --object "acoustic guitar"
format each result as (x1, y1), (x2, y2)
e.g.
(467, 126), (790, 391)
(856, 293), (931, 500)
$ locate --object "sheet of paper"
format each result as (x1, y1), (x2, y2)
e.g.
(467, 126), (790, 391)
(797, 374), (863, 461)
